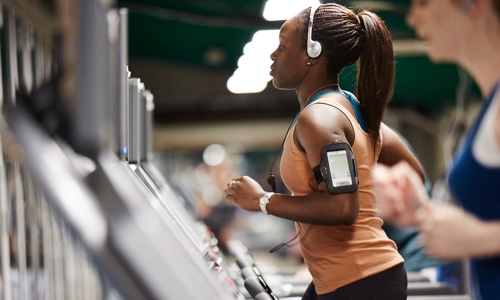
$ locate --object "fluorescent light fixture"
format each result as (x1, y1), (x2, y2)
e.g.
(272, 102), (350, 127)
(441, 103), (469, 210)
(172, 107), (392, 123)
(227, 70), (270, 94)
(227, 30), (278, 94)
(228, 1), (318, 94)
(263, 0), (320, 21)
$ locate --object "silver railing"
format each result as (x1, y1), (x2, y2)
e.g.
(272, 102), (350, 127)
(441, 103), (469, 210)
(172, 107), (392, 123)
(0, 1), (115, 298)
(1, 0), (243, 299)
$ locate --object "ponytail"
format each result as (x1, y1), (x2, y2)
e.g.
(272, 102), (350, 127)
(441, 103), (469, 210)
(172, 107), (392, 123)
(494, 0), (500, 17)
(304, 4), (395, 152)
(357, 11), (395, 152)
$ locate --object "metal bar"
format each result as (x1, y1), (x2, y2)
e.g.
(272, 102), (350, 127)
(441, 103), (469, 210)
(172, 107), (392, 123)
(42, 37), (53, 84)
(27, 178), (41, 300)
(33, 32), (45, 89)
(76, 244), (85, 300)
(72, 0), (114, 156)
(0, 118), (12, 300)
(5, 5), (19, 105)
(0, 4), (4, 107)
(52, 217), (64, 300)
(14, 163), (28, 300)
(117, 8), (129, 160)
(62, 227), (76, 300)
(127, 78), (143, 164)
(141, 90), (153, 163)
(17, 17), (33, 94)
(41, 199), (53, 300)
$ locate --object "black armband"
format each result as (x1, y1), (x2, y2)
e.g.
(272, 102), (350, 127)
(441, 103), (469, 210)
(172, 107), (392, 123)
(313, 141), (358, 194)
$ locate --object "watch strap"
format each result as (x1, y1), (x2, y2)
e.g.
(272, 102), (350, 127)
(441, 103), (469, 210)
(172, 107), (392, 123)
(259, 192), (275, 215)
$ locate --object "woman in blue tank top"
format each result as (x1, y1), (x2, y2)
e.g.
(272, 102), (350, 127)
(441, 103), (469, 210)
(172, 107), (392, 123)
(374, 0), (500, 299)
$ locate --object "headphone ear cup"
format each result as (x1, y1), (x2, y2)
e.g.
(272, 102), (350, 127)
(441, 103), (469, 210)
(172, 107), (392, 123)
(307, 41), (322, 58)
(307, 4), (322, 59)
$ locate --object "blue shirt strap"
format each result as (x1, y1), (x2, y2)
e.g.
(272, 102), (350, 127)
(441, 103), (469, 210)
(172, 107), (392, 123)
(342, 90), (368, 133)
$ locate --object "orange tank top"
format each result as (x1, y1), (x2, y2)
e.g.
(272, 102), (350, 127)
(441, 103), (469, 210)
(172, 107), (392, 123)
(280, 94), (403, 294)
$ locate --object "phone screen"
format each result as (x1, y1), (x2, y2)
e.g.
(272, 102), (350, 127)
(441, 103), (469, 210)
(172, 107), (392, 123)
(327, 150), (352, 187)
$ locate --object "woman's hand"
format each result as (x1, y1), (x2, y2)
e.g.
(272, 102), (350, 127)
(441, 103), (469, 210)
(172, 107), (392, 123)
(372, 161), (429, 227)
(224, 176), (267, 212)
(417, 203), (500, 259)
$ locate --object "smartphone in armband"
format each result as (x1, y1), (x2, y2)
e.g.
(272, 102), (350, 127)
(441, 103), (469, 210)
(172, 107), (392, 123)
(313, 141), (358, 194)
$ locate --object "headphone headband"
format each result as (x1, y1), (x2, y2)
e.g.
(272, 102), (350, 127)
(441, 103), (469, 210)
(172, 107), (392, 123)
(307, 4), (322, 58)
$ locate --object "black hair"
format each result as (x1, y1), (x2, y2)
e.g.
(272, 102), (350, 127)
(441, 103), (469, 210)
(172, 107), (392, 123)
(491, 0), (500, 16)
(299, 4), (395, 152)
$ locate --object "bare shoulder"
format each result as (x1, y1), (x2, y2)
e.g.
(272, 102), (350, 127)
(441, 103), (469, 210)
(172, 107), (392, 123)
(291, 101), (353, 166)
(297, 101), (353, 143)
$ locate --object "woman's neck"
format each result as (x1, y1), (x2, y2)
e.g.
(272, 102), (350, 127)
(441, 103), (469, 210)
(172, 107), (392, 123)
(297, 82), (340, 109)
(463, 34), (500, 97)
(460, 13), (500, 97)
(466, 58), (500, 98)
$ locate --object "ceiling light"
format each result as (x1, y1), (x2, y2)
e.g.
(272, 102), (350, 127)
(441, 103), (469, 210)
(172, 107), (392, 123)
(203, 47), (227, 66)
(263, 0), (320, 21)
(227, 30), (278, 94)
(227, 1), (318, 94)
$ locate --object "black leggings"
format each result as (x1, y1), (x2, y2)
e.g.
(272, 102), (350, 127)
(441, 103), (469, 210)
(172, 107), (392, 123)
(302, 263), (408, 300)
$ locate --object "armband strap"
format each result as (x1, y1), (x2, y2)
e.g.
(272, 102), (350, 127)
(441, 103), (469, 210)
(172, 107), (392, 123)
(313, 164), (323, 185)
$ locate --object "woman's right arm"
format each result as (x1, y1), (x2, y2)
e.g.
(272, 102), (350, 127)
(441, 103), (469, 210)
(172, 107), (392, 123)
(374, 123), (428, 226)
(377, 123), (425, 182)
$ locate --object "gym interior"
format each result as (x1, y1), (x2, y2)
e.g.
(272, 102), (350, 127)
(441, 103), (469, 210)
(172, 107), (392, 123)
(0, 0), (480, 299)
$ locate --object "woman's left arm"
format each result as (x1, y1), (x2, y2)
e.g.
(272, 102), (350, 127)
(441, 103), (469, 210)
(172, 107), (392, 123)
(224, 104), (360, 226)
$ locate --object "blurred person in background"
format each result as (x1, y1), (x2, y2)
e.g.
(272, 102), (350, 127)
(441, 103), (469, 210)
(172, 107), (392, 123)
(373, 0), (500, 299)
(194, 144), (243, 253)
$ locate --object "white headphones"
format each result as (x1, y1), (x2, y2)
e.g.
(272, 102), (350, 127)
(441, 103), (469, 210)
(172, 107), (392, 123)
(307, 4), (322, 58)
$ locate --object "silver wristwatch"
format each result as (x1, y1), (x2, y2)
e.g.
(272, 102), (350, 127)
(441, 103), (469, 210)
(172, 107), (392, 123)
(259, 192), (275, 215)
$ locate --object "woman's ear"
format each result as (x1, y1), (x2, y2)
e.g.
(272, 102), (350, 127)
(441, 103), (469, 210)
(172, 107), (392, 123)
(463, 0), (484, 18)
(306, 58), (320, 66)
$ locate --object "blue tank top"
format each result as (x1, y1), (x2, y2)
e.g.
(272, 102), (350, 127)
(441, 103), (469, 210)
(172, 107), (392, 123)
(447, 84), (500, 299)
